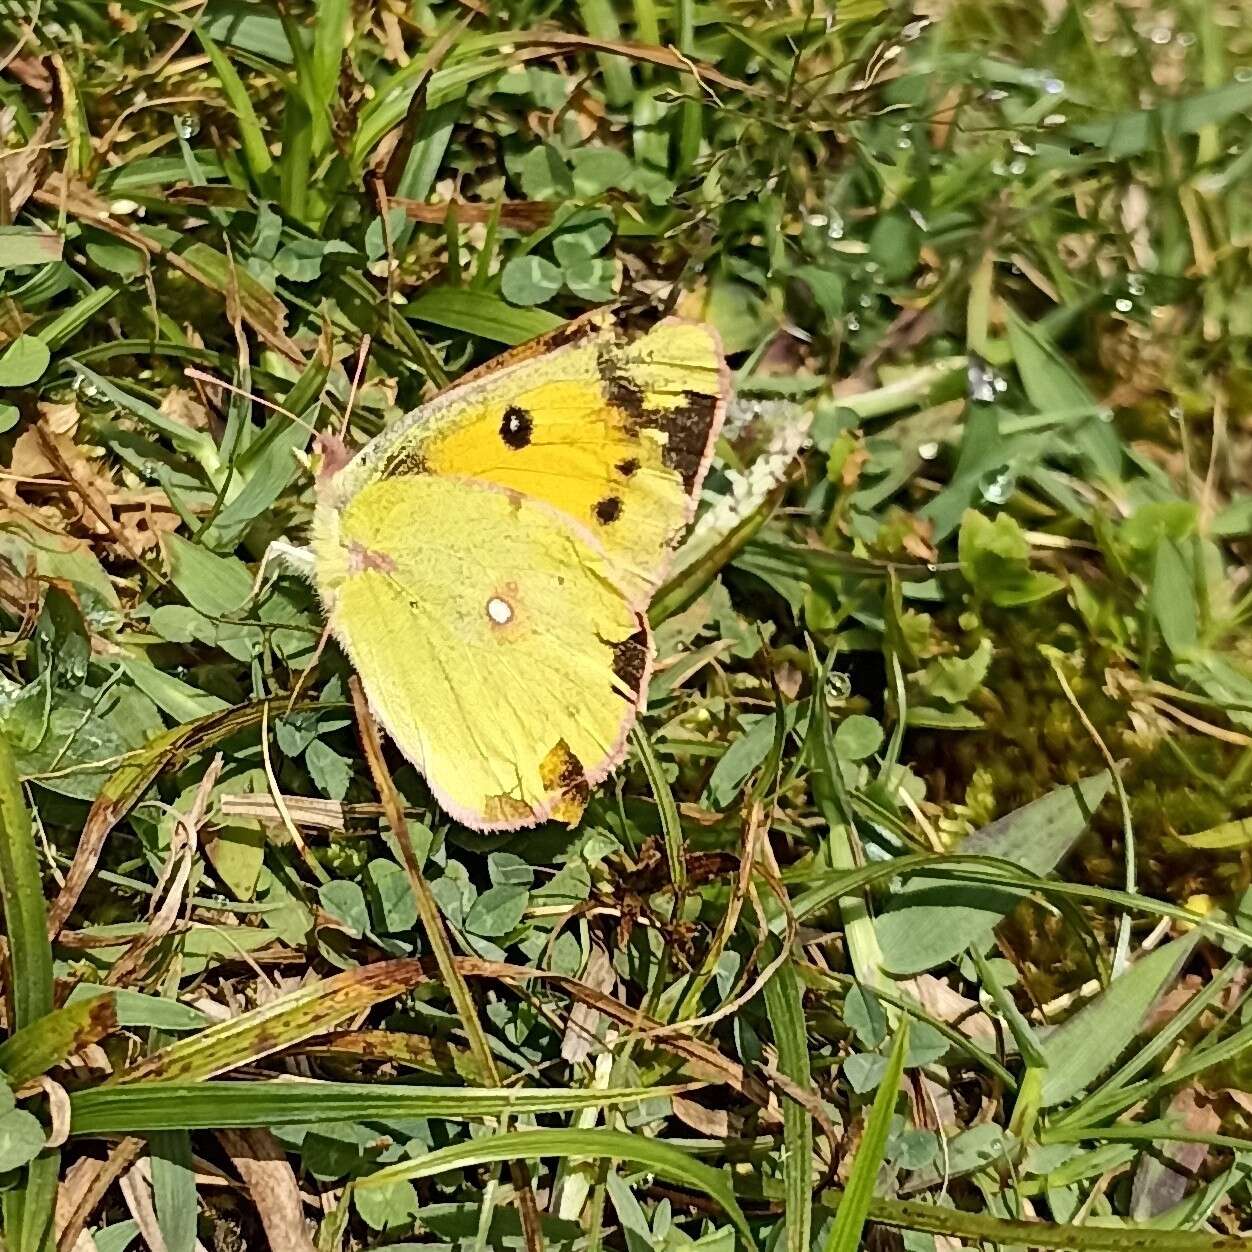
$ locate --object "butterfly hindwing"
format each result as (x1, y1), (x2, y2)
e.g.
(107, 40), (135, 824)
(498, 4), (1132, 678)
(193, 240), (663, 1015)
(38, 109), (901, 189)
(315, 473), (650, 830)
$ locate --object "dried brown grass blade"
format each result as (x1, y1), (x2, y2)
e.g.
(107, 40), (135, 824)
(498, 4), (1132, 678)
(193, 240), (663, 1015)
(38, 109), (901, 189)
(218, 1128), (317, 1252)
(56, 1137), (144, 1252)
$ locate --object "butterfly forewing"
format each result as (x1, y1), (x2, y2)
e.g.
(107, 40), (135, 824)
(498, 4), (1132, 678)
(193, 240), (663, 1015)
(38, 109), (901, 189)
(337, 317), (728, 606)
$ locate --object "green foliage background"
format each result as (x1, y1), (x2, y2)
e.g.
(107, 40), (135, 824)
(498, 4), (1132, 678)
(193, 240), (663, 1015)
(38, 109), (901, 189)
(2, 2), (1252, 1250)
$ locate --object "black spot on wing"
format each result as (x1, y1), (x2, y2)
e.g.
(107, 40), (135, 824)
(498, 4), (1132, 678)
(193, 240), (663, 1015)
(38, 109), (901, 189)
(610, 621), (650, 703)
(597, 343), (648, 421)
(594, 495), (622, 525)
(500, 405), (533, 449)
(651, 390), (719, 493)
(596, 340), (718, 494)
(616, 457), (640, 477)
(540, 739), (590, 822)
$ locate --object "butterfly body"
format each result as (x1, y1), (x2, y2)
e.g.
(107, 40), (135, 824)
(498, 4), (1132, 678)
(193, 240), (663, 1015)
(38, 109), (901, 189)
(305, 312), (727, 830)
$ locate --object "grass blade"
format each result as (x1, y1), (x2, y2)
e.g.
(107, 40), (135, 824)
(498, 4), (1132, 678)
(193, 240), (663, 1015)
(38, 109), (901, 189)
(150, 1130), (196, 1252)
(0, 733), (57, 1252)
(190, 21), (274, 184)
(823, 1017), (909, 1252)
(1038, 932), (1200, 1107)
(631, 725), (685, 893)
(0, 995), (117, 1085)
(352, 1127), (757, 1250)
(763, 951), (813, 1252)
(70, 1082), (680, 1134)
(45, 697), (314, 937)
(110, 960), (427, 1084)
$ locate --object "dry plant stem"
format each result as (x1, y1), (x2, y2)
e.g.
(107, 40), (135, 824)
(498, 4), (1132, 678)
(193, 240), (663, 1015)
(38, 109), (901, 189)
(56, 1136), (145, 1252)
(1046, 655), (1136, 974)
(347, 678), (546, 1252)
(218, 1128), (317, 1252)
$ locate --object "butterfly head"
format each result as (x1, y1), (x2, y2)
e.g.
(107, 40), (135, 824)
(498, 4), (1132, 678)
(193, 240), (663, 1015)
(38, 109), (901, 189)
(311, 432), (353, 486)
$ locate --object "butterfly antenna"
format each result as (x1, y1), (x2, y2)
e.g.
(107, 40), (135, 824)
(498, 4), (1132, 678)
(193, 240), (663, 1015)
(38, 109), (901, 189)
(285, 619), (335, 718)
(183, 368), (319, 438)
(336, 334), (372, 440)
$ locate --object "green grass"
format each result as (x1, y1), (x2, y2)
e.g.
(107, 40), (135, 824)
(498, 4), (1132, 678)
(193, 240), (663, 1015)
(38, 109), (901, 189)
(3, 1), (1252, 1250)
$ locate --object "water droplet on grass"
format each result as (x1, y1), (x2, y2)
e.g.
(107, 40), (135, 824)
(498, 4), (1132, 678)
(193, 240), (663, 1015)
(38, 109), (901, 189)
(979, 467), (1017, 504)
(967, 356), (1003, 403)
(826, 671), (852, 700)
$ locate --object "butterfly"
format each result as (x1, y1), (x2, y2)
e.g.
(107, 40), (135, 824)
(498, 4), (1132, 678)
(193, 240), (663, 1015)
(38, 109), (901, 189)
(281, 310), (728, 831)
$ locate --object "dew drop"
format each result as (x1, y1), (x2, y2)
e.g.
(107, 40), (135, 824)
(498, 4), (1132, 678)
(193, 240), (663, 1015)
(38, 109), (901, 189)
(1236, 67), (1252, 83)
(826, 671), (852, 700)
(826, 212), (845, 240)
(918, 440), (940, 461)
(967, 356), (1003, 403)
(1149, 25), (1172, 44)
(174, 113), (200, 139)
(1114, 297), (1134, 313)
(845, 314), (860, 331)
(979, 466), (1017, 504)
(1042, 76), (1065, 95)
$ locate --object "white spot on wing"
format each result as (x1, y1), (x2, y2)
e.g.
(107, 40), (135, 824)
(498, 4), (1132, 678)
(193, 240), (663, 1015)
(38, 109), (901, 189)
(486, 596), (513, 625)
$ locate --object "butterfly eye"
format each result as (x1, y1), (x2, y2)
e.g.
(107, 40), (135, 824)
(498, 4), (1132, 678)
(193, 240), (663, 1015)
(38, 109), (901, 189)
(486, 596), (514, 625)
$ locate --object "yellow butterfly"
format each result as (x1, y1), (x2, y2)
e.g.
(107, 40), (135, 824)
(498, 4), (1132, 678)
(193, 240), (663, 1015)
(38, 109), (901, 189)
(281, 311), (728, 831)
